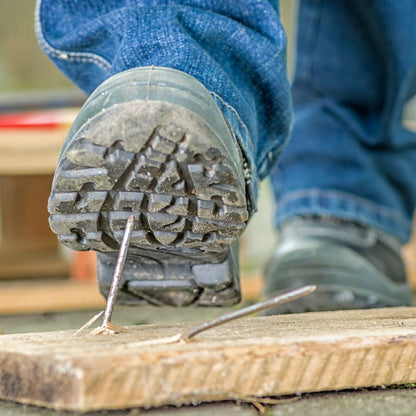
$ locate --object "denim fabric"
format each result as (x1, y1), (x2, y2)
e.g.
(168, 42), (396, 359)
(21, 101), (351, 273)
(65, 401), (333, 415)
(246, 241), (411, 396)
(35, 0), (293, 211)
(36, 0), (416, 243)
(271, 0), (416, 243)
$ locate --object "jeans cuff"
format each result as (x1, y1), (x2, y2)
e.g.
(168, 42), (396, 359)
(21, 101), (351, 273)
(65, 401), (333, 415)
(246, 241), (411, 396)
(274, 189), (413, 243)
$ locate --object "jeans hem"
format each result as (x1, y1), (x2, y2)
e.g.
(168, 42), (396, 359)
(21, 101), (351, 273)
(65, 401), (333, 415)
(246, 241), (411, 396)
(274, 189), (412, 243)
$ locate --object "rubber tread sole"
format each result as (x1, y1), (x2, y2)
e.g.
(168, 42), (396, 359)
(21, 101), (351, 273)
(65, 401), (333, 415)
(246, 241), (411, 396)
(48, 101), (247, 306)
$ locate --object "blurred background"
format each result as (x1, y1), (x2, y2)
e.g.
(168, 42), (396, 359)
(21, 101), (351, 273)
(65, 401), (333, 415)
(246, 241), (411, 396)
(0, 1), (74, 91)
(0, 0), (414, 320)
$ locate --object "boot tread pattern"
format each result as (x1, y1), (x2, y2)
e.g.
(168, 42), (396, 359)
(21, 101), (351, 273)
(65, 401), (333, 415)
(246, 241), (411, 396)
(49, 125), (248, 255)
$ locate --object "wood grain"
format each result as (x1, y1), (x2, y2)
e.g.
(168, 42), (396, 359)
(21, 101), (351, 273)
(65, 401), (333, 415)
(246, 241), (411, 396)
(1, 307), (416, 411)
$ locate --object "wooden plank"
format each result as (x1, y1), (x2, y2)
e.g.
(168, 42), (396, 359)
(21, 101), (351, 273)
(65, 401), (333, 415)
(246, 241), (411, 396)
(0, 108), (76, 175)
(0, 274), (261, 315)
(0, 129), (67, 175)
(0, 280), (105, 314)
(0, 249), (69, 280)
(1, 307), (416, 411)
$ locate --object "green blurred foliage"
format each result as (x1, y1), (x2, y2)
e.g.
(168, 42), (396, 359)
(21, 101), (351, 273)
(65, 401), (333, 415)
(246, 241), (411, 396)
(0, 0), (74, 91)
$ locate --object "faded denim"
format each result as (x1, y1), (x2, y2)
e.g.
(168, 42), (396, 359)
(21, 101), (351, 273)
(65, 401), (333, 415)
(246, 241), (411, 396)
(36, 0), (416, 243)
(35, 0), (293, 212)
(271, 0), (416, 242)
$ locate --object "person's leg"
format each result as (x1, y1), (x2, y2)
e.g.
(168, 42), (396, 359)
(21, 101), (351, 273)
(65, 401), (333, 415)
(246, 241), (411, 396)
(36, 0), (292, 200)
(266, 0), (416, 311)
(35, 0), (292, 306)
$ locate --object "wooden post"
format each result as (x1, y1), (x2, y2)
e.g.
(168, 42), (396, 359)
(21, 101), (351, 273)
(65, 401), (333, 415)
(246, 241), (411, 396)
(0, 175), (69, 279)
(0, 122), (73, 280)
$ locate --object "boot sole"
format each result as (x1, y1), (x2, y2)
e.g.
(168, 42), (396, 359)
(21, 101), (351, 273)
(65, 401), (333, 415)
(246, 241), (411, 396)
(49, 96), (248, 306)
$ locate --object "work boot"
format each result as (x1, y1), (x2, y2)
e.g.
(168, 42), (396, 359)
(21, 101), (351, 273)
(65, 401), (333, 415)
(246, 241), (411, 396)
(48, 67), (249, 306)
(264, 217), (413, 313)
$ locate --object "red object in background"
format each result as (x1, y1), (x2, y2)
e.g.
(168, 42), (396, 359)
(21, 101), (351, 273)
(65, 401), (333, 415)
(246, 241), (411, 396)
(71, 251), (97, 282)
(0, 109), (76, 129)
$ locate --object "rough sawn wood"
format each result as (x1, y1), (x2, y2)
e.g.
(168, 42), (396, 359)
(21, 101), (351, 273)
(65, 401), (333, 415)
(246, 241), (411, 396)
(1, 307), (416, 411)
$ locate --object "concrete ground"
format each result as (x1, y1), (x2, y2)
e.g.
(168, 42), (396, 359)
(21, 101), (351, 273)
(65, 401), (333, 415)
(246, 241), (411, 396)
(1, 306), (416, 416)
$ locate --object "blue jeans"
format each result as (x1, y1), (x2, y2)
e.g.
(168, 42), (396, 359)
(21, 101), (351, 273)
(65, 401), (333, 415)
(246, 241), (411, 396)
(272, 0), (416, 243)
(35, 0), (292, 214)
(36, 0), (416, 243)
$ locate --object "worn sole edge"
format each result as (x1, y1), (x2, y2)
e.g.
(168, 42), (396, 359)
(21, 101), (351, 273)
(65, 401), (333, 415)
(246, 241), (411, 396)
(49, 100), (248, 306)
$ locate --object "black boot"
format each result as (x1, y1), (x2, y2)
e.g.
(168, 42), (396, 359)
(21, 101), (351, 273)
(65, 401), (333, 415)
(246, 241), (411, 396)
(48, 67), (249, 307)
(264, 217), (413, 313)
